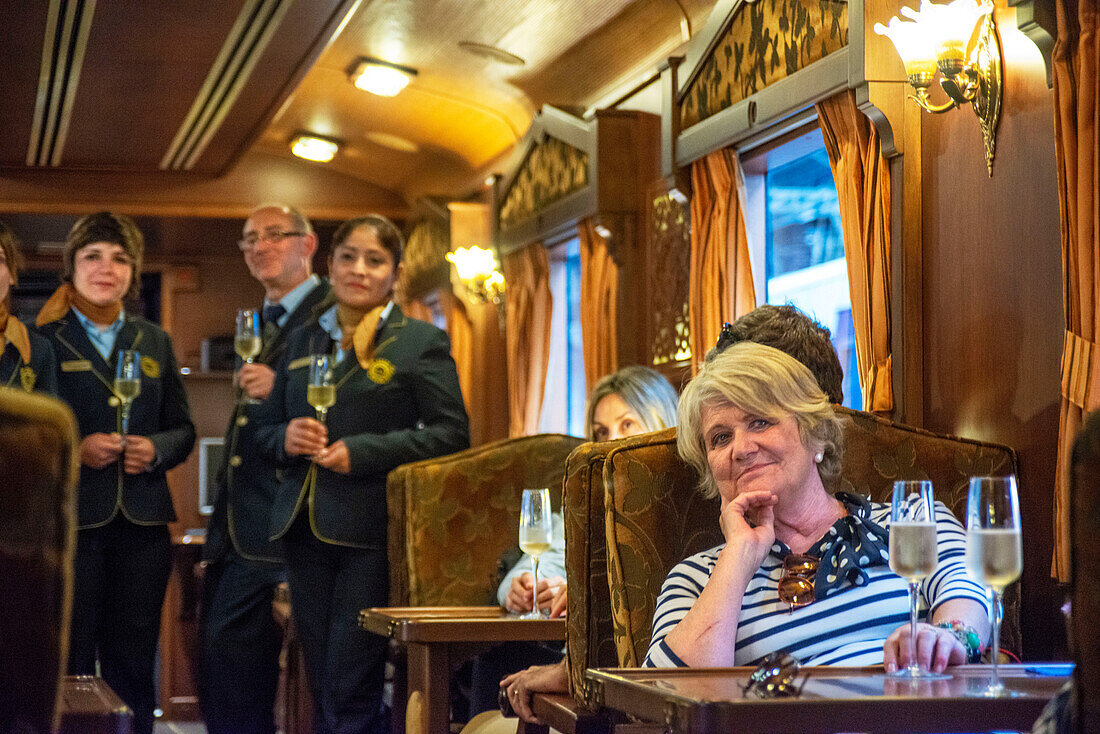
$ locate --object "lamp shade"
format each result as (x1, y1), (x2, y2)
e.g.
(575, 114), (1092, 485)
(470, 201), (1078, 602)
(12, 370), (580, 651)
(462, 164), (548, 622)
(350, 60), (415, 97)
(874, 15), (937, 78)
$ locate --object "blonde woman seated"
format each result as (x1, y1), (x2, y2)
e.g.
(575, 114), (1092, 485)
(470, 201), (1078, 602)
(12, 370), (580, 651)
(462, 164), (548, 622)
(646, 342), (990, 671)
(467, 366), (677, 722)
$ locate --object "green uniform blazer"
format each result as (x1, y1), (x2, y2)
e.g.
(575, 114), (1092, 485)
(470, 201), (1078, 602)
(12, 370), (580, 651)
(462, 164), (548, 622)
(250, 305), (470, 548)
(1, 324), (58, 394)
(203, 279), (331, 564)
(38, 311), (196, 528)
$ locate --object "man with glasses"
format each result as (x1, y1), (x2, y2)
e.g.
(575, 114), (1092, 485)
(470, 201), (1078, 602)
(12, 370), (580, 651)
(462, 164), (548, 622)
(199, 203), (330, 734)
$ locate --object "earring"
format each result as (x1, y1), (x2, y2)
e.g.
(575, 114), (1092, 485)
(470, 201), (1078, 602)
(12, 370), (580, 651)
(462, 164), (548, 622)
(814, 452), (823, 463)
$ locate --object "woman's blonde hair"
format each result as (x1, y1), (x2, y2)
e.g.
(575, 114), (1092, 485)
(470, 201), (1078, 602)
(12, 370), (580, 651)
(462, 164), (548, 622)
(677, 341), (844, 499)
(584, 365), (678, 442)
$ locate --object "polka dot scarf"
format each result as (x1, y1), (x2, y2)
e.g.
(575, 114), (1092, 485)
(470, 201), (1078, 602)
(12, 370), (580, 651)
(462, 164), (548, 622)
(809, 492), (891, 599)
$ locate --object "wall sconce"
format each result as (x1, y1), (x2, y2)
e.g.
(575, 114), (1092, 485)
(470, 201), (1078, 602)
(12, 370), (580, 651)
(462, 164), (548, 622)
(446, 246), (506, 305)
(875, 0), (1002, 174)
(348, 58), (417, 97)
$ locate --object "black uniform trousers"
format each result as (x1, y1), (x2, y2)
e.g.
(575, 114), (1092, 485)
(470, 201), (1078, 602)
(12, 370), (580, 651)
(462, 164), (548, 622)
(68, 515), (172, 734)
(198, 549), (285, 734)
(283, 513), (390, 734)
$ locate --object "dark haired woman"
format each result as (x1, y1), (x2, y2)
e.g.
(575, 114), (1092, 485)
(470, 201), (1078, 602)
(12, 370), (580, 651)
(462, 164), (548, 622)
(0, 220), (56, 393)
(36, 212), (195, 734)
(251, 214), (469, 733)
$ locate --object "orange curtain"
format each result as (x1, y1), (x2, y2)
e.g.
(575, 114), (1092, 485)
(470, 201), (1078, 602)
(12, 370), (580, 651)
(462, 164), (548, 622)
(1052, 0), (1099, 581)
(400, 298), (434, 323)
(503, 244), (553, 437)
(688, 148), (757, 374)
(817, 90), (893, 412)
(444, 290), (509, 446)
(578, 218), (618, 391)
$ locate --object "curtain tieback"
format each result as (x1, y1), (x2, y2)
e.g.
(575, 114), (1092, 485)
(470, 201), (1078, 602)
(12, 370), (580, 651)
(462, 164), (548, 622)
(1062, 329), (1100, 411)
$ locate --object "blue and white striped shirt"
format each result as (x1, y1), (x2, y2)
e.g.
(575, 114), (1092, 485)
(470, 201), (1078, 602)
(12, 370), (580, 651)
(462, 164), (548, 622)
(644, 498), (990, 667)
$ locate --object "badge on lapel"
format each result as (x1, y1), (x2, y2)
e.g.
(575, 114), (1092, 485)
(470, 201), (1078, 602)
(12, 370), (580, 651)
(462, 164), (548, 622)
(367, 358), (395, 384)
(140, 355), (160, 378)
(19, 366), (35, 391)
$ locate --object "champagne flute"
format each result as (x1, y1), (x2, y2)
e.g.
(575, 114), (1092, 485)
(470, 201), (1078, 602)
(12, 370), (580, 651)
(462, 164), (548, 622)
(307, 354), (335, 424)
(518, 488), (553, 620)
(966, 475), (1023, 697)
(887, 480), (949, 679)
(114, 349), (141, 439)
(236, 309), (262, 404)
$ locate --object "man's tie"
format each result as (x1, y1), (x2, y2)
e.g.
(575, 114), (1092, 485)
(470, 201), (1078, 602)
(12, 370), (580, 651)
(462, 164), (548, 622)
(262, 303), (286, 343)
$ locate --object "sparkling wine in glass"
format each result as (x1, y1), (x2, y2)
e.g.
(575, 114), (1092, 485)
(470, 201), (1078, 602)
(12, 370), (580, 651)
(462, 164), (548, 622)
(887, 480), (948, 679)
(235, 309), (262, 363)
(236, 309), (262, 403)
(966, 475), (1023, 697)
(518, 488), (553, 619)
(114, 349), (141, 439)
(307, 354), (336, 424)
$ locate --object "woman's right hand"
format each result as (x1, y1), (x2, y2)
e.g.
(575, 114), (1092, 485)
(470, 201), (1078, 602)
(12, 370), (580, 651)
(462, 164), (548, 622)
(80, 432), (124, 468)
(500, 659), (569, 723)
(284, 417), (327, 457)
(718, 489), (778, 568)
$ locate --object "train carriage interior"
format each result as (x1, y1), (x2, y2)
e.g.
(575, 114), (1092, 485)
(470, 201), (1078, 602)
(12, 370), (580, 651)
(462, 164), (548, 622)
(0, 0), (1094, 732)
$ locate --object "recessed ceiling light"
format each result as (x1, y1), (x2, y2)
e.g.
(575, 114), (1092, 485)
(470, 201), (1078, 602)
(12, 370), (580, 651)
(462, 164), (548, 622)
(348, 58), (417, 97)
(458, 41), (526, 66)
(365, 131), (419, 153)
(290, 134), (339, 162)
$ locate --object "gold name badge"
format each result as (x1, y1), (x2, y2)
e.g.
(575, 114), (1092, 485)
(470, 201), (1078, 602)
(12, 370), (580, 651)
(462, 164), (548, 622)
(140, 356), (161, 378)
(288, 356), (311, 371)
(61, 359), (92, 372)
(20, 366), (36, 391)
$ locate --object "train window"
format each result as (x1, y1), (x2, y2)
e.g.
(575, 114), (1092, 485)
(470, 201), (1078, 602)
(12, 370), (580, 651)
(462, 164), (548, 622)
(743, 127), (862, 409)
(538, 237), (587, 437)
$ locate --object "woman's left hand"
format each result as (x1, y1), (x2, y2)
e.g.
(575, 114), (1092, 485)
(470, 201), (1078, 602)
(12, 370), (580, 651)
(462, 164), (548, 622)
(883, 621), (967, 674)
(314, 440), (351, 474)
(122, 435), (157, 474)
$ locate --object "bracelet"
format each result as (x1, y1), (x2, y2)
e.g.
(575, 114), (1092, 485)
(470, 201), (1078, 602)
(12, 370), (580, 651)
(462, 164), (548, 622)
(936, 620), (983, 663)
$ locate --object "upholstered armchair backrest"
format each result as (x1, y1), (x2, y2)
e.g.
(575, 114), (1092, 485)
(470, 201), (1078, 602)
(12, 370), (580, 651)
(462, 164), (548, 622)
(386, 433), (584, 607)
(565, 406), (1020, 698)
(0, 389), (79, 734)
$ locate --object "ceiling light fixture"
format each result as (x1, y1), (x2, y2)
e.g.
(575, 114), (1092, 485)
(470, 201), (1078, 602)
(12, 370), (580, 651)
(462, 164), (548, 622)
(348, 58), (417, 97)
(290, 134), (340, 162)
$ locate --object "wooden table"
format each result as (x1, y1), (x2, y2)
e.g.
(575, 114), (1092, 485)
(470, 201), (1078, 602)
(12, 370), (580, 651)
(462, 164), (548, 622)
(59, 675), (133, 733)
(585, 664), (1072, 734)
(358, 606), (566, 734)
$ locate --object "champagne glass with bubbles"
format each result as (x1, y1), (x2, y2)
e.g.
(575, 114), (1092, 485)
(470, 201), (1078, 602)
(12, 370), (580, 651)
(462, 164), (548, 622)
(966, 475), (1022, 697)
(236, 309), (262, 403)
(518, 488), (553, 619)
(307, 354), (335, 425)
(114, 350), (141, 439)
(887, 480), (949, 679)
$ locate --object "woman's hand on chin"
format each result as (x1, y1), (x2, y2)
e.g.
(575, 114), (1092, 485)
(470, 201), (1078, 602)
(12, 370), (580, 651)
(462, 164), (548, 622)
(719, 490), (778, 565)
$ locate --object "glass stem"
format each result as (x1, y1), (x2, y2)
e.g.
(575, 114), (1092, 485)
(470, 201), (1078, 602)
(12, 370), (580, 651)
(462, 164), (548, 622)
(990, 589), (1002, 691)
(908, 580), (920, 672)
(531, 556), (541, 615)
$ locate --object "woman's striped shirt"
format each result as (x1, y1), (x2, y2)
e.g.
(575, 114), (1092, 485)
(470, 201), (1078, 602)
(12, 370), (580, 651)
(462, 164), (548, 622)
(643, 498), (990, 667)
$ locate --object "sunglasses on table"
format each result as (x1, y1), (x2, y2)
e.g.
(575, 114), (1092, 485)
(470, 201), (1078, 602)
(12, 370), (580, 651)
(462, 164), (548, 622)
(777, 554), (819, 612)
(743, 651), (808, 698)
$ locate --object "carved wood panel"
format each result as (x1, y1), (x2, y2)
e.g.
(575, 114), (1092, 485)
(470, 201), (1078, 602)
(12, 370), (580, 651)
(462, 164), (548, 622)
(647, 190), (692, 373)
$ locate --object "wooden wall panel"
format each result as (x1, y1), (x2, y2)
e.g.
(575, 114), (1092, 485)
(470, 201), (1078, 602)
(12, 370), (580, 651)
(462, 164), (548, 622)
(919, 7), (1064, 659)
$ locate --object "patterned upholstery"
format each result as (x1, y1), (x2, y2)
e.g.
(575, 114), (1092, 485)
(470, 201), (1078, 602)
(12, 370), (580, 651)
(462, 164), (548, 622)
(0, 389), (79, 734)
(564, 407), (1021, 702)
(386, 433), (584, 607)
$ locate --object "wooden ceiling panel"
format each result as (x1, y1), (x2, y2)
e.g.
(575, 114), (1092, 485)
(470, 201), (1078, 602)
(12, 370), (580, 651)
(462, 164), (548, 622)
(0, 3), (62, 165)
(60, 1), (249, 169)
(191, 0), (358, 175)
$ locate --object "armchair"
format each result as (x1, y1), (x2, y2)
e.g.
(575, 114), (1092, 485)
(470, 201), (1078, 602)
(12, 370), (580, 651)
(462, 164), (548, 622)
(0, 389), (79, 734)
(386, 433), (584, 607)
(563, 407), (1020, 705)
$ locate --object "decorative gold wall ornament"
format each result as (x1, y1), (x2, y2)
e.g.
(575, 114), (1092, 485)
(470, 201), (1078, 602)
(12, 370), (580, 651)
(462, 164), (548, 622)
(499, 137), (589, 228)
(680, 0), (848, 129)
(876, 0), (1003, 175)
